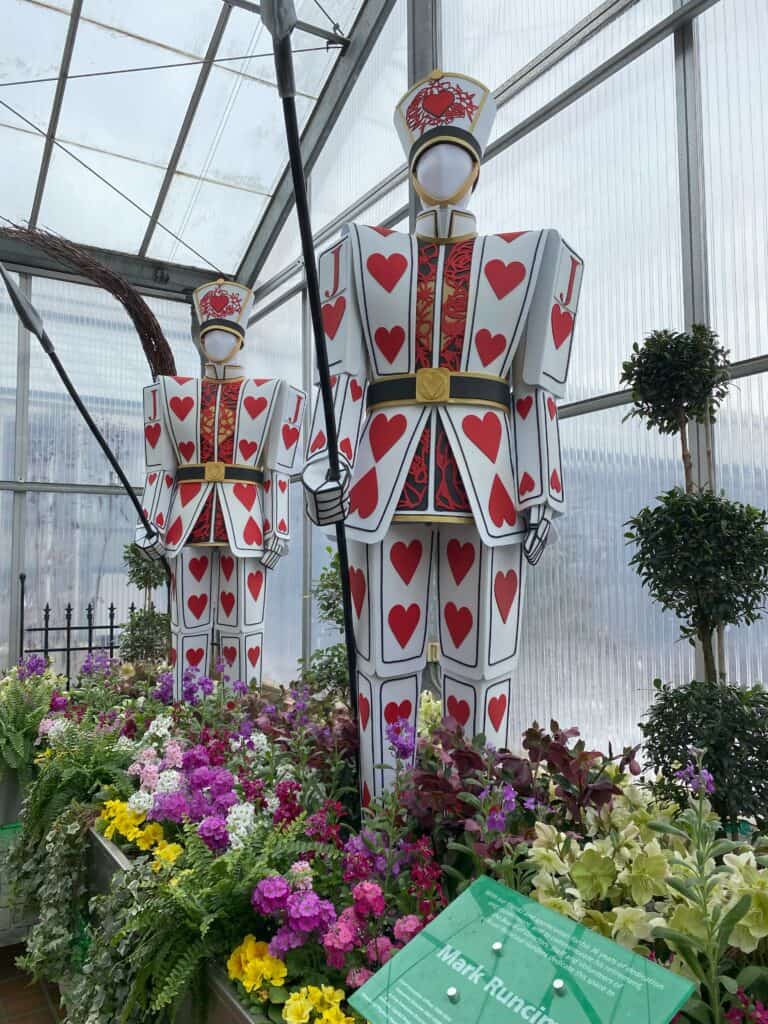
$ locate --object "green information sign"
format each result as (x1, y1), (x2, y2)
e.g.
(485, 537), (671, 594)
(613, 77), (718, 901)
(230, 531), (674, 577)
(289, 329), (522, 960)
(350, 877), (694, 1024)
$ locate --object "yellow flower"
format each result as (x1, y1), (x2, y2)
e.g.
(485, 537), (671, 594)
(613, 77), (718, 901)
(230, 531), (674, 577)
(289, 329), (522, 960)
(320, 1008), (354, 1024)
(152, 841), (183, 871)
(135, 823), (164, 850)
(242, 936), (270, 961)
(263, 956), (287, 987)
(99, 799), (125, 821)
(283, 991), (314, 1024)
(227, 947), (245, 982)
(242, 959), (266, 992)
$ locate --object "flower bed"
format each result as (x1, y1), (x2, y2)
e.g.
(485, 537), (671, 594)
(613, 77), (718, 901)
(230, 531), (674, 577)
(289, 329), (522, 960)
(1, 654), (767, 1024)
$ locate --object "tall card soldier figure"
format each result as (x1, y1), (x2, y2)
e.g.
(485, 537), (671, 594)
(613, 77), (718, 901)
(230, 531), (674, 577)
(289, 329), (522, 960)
(136, 279), (306, 698)
(302, 71), (583, 801)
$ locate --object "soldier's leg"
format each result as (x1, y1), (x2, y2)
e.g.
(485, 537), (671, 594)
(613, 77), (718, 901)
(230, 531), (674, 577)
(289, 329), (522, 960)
(437, 524), (526, 747)
(348, 523), (433, 802)
(217, 550), (266, 689)
(170, 547), (216, 700)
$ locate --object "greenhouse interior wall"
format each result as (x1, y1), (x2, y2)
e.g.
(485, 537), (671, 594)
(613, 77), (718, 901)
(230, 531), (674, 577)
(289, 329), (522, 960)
(2, 0), (767, 754)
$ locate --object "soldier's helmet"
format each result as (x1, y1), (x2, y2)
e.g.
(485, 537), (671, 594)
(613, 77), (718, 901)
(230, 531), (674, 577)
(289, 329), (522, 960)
(192, 279), (253, 349)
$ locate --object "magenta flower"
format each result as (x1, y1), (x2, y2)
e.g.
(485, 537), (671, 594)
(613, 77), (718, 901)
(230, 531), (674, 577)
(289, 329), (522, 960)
(197, 815), (229, 852)
(366, 936), (394, 965)
(49, 691), (68, 712)
(346, 967), (373, 989)
(352, 881), (385, 917)
(252, 875), (291, 915)
(393, 915), (423, 944)
(285, 890), (335, 934)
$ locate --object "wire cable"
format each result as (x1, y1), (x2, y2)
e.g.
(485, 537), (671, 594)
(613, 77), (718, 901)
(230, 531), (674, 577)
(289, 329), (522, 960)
(0, 97), (223, 274)
(311, 0), (342, 35)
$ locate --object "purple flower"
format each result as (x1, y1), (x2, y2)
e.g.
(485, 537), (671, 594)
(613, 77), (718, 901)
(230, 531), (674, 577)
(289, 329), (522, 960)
(286, 890), (336, 933)
(149, 792), (188, 823)
(523, 796), (538, 812)
(197, 815), (229, 852)
(675, 762), (716, 795)
(269, 924), (306, 958)
(213, 791), (238, 814)
(232, 679), (248, 697)
(252, 875), (291, 915)
(81, 650), (113, 677)
(487, 809), (507, 832)
(189, 766), (217, 791)
(199, 676), (214, 697)
(182, 746), (210, 772)
(49, 690), (68, 712)
(18, 654), (47, 680)
(152, 671), (174, 705)
(386, 717), (416, 761)
(238, 719), (253, 739)
(210, 769), (235, 796)
(502, 784), (518, 813)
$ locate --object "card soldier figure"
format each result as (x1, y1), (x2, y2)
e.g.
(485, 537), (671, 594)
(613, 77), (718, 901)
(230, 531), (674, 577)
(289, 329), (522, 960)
(136, 279), (306, 697)
(302, 71), (583, 801)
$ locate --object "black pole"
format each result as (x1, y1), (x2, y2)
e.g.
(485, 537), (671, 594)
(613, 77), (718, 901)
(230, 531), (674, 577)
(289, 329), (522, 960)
(271, 33), (358, 718)
(18, 573), (25, 658)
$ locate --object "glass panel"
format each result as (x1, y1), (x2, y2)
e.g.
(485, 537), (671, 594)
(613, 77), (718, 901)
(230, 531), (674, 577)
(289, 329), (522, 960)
(256, 207), (302, 290)
(0, 271), (18, 480)
(474, 41), (682, 401)
(21, 491), (147, 676)
(714, 372), (768, 684)
(82, 0), (221, 55)
(28, 277), (195, 486)
(513, 407), (691, 752)
(310, 0), (407, 230)
(0, 128), (45, 224)
(0, 492), (12, 667)
(700, 0), (768, 361)
(1, 1), (65, 123)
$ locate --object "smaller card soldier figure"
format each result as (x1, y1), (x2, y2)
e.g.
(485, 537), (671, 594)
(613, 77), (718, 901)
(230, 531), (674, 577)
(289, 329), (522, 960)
(136, 279), (305, 697)
(302, 71), (583, 801)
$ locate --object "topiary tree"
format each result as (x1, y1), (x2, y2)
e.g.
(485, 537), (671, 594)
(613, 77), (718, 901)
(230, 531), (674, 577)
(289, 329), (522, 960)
(300, 548), (349, 703)
(119, 543), (170, 662)
(626, 490), (768, 682)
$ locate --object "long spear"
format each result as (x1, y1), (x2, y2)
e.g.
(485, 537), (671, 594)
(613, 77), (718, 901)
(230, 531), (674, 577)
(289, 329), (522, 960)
(261, 0), (358, 719)
(0, 262), (168, 574)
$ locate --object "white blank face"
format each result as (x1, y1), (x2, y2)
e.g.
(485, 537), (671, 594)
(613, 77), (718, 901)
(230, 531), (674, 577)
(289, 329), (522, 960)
(200, 327), (239, 362)
(414, 143), (475, 205)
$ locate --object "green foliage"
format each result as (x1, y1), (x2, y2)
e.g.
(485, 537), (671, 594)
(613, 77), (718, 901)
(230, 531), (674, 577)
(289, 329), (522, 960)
(118, 607), (171, 663)
(641, 678), (768, 832)
(301, 549), (348, 701)
(0, 666), (59, 787)
(312, 549), (344, 630)
(626, 488), (768, 680)
(123, 542), (167, 595)
(621, 326), (730, 435)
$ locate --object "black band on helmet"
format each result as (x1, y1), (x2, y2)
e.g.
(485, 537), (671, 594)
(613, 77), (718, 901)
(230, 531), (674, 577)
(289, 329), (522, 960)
(200, 318), (245, 340)
(409, 126), (482, 170)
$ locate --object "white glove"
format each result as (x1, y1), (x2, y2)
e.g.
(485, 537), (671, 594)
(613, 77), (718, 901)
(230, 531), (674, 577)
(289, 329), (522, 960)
(260, 534), (286, 570)
(524, 505), (552, 566)
(302, 459), (351, 527)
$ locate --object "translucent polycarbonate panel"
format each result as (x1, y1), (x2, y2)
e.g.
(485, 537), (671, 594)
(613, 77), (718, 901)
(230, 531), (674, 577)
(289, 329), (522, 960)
(310, 0), (407, 230)
(0, 127), (45, 232)
(0, 492), (12, 667)
(58, 20), (200, 166)
(146, 173), (267, 272)
(256, 207), (303, 290)
(1, 0), (66, 123)
(28, 277), (196, 487)
(474, 41), (682, 402)
(144, 294), (201, 378)
(38, 145), (165, 253)
(82, 0), (221, 55)
(246, 286), (303, 389)
(492, 0), (674, 141)
(713, 372), (768, 685)
(441, 0), (599, 92)
(699, 1), (768, 360)
(21, 491), (148, 676)
(0, 272), (18, 480)
(512, 407), (692, 753)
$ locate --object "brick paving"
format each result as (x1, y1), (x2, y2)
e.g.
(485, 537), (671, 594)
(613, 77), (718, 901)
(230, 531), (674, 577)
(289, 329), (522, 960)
(0, 946), (62, 1023)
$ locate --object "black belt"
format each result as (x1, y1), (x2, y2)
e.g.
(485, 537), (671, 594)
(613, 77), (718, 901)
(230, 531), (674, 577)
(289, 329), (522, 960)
(175, 462), (264, 484)
(367, 369), (510, 412)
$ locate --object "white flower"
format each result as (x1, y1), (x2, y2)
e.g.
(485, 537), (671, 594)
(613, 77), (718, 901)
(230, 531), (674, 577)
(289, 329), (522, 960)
(146, 714), (172, 740)
(127, 791), (154, 814)
(226, 801), (255, 838)
(155, 770), (181, 793)
(48, 719), (72, 743)
(265, 795), (280, 815)
(275, 762), (294, 781)
(116, 735), (135, 752)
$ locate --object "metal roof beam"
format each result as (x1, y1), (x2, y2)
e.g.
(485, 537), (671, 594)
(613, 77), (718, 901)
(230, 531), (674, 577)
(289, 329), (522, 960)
(29, 0), (83, 227)
(223, 0), (350, 46)
(237, 0), (398, 287)
(139, 5), (232, 256)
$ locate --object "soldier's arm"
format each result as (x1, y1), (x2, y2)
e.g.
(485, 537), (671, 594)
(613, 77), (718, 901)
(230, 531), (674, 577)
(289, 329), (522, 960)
(136, 381), (177, 558)
(259, 382), (306, 567)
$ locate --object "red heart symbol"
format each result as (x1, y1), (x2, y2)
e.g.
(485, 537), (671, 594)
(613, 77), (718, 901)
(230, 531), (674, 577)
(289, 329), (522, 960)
(282, 424), (300, 449)
(244, 517), (262, 545)
(180, 482), (201, 507)
(370, 413), (407, 462)
(489, 475), (517, 528)
(488, 694), (508, 732)
(248, 646), (261, 667)
(349, 567), (366, 617)
(247, 571), (264, 603)
(374, 325), (406, 363)
(359, 693), (370, 730)
(547, 396), (557, 420)
(169, 647), (177, 666)
(165, 474), (174, 488)
(322, 297), (346, 339)
(498, 231), (526, 243)
(362, 781), (371, 808)
(154, 512), (164, 527)
(387, 604), (420, 648)
(519, 472), (536, 496)
(340, 437), (353, 461)
(390, 540), (422, 585)
(349, 468), (378, 519)
(166, 516), (183, 546)
(349, 380), (363, 402)
(551, 304), (574, 348)
(446, 539), (475, 585)
(277, 518), (287, 532)
(220, 591), (235, 617)
(444, 602), (473, 648)
(144, 423), (161, 448)
(372, 226), (394, 236)
(475, 329), (506, 367)
(170, 396), (193, 421)
(366, 253), (407, 293)
(222, 645), (236, 665)
(210, 292), (228, 314)
(462, 412), (502, 463)
(494, 570), (518, 623)
(263, 480), (271, 492)
(422, 89), (453, 118)
(384, 699), (412, 724)
(220, 555), (234, 581)
(244, 396), (267, 419)
(484, 259), (526, 300)
(147, 472), (157, 485)
(186, 647), (204, 666)
(516, 396), (533, 420)
(173, 376), (192, 385)
(187, 594), (208, 620)
(263, 518), (271, 532)
(189, 556), (208, 582)
(310, 431), (326, 454)
(234, 483), (257, 511)
(330, 376), (337, 386)
(239, 439), (258, 460)
(550, 469), (562, 493)
(447, 695), (470, 727)
(278, 479), (287, 493)
(179, 441), (195, 461)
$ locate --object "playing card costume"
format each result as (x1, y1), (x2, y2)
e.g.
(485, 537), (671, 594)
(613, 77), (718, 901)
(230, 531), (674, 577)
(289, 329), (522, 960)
(304, 70), (583, 800)
(136, 279), (305, 697)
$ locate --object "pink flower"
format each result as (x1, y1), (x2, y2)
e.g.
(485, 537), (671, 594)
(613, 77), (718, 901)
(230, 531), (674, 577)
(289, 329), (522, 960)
(352, 881), (385, 917)
(393, 914), (423, 944)
(346, 967), (373, 989)
(322, 919), (357, 969)
(139, 764), (159, 790)
(366, 936), (394, 965)
(162, 739), (184, 769)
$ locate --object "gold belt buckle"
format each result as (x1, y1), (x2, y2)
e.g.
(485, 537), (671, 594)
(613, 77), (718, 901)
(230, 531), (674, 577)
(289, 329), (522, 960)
(415, 367), (450, 403)
(204, 461), (226, 483)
